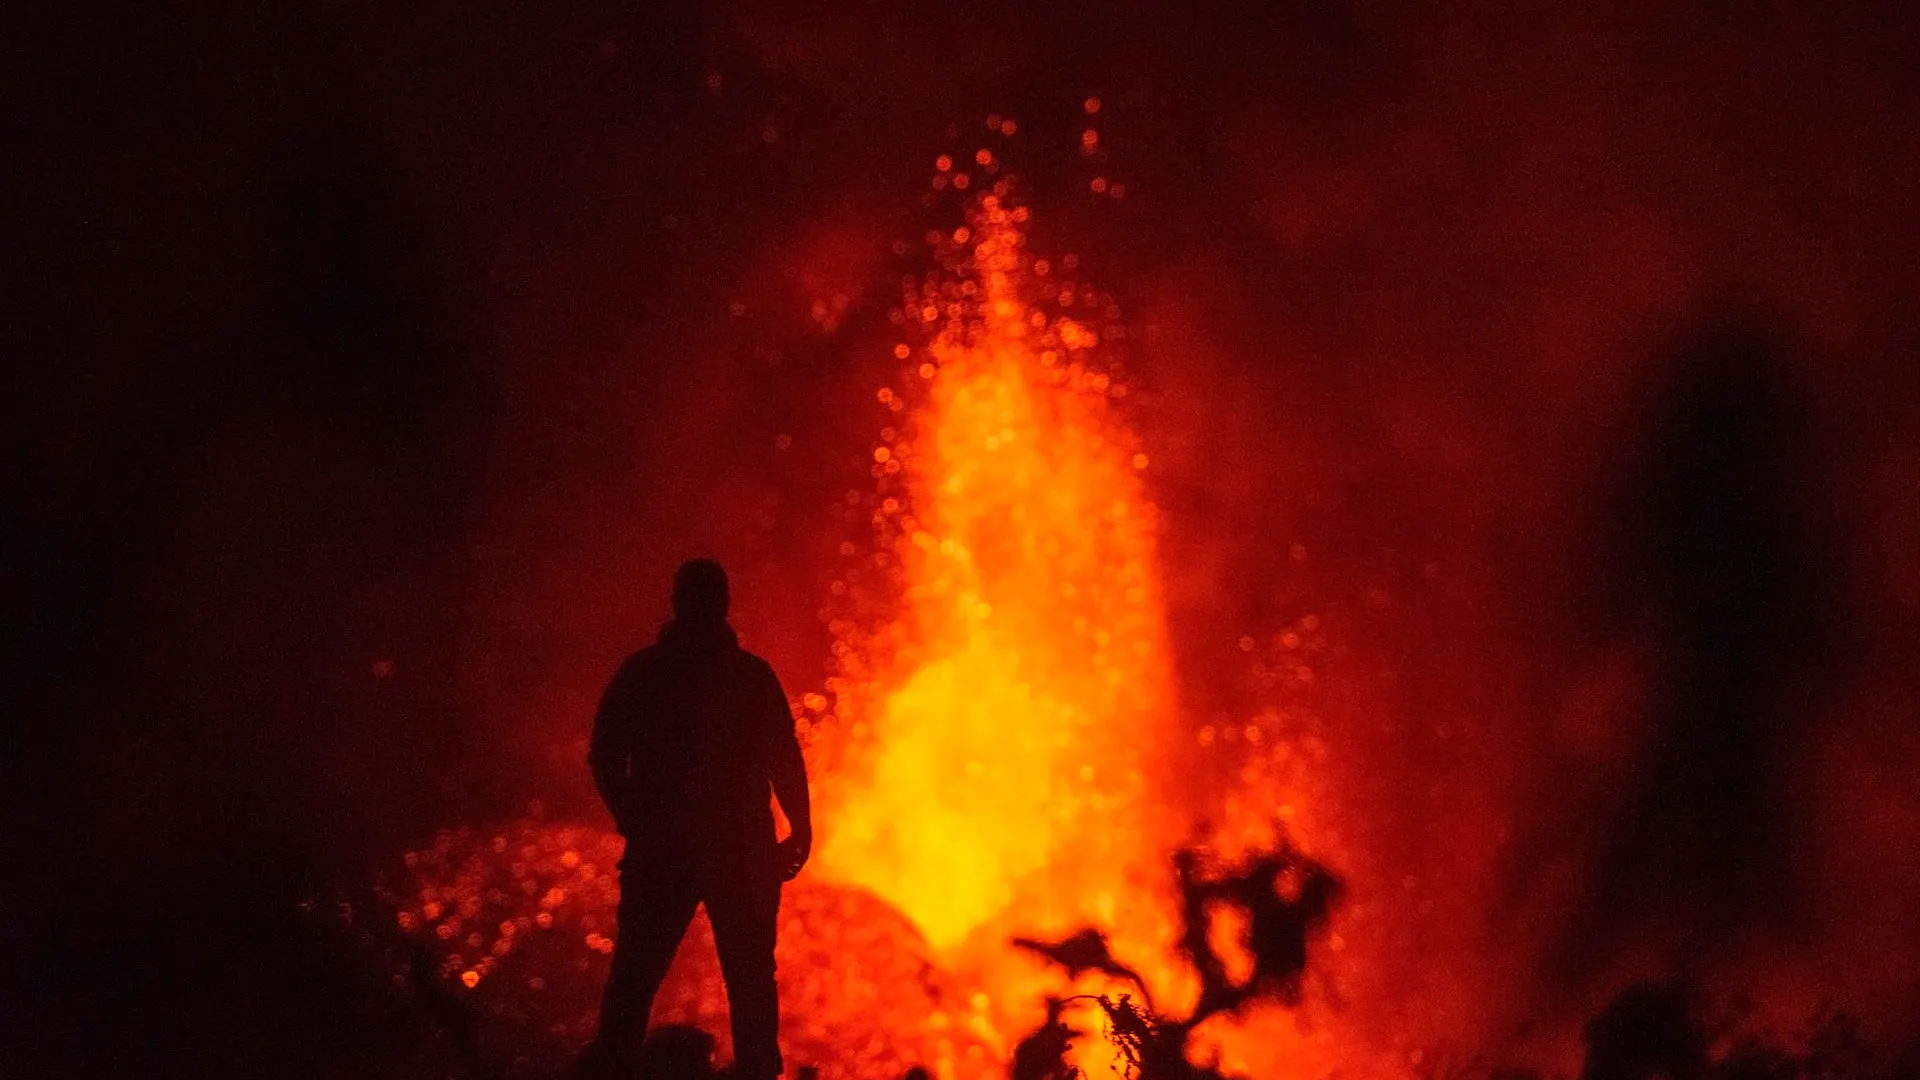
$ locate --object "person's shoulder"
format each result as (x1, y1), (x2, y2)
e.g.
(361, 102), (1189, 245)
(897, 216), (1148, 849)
(733, 645), (776, 671)
(731, 645), (780, 679)
(617, 644), (665, 677)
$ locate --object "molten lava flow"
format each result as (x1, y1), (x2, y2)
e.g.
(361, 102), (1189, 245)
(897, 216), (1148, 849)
(813, 184), (1180, 1002)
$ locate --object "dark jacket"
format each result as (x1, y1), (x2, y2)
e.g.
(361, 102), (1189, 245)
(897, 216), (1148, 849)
(589, 619), (809, 859)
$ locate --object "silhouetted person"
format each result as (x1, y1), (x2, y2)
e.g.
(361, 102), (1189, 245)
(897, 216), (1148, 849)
(587, 560), (811, 1079)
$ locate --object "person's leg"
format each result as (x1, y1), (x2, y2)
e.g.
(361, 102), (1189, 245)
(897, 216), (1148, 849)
(704, 862), (784, 1078)
(597, 857), (700, 1060)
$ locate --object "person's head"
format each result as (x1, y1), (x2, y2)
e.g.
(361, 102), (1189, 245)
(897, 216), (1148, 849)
(671, 559), (730, 623)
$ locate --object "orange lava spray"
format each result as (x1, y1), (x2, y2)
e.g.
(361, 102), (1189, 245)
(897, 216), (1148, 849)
(811, 179), (1184, 1055)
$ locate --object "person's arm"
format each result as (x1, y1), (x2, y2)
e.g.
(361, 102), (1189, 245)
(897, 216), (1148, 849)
(758, 662), (812, 874)
(589, 657), (641, 832)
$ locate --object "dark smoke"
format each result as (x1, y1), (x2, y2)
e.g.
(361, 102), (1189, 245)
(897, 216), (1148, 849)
(1546, 324), (1839, 986)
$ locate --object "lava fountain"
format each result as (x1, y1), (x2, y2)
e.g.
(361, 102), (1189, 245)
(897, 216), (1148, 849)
(813, 180), (1178, 972)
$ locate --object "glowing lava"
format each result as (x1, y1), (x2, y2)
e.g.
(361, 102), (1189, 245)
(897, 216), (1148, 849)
(814, 186), (1177, 967)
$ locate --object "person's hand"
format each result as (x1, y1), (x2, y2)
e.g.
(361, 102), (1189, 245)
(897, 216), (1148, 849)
(775, 829), (812, 881)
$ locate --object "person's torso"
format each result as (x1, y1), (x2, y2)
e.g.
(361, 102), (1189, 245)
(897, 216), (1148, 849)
(616, 636), (777, 849)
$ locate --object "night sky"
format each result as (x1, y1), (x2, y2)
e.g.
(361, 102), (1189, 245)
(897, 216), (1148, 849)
(5, 2), (1918, 1076)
